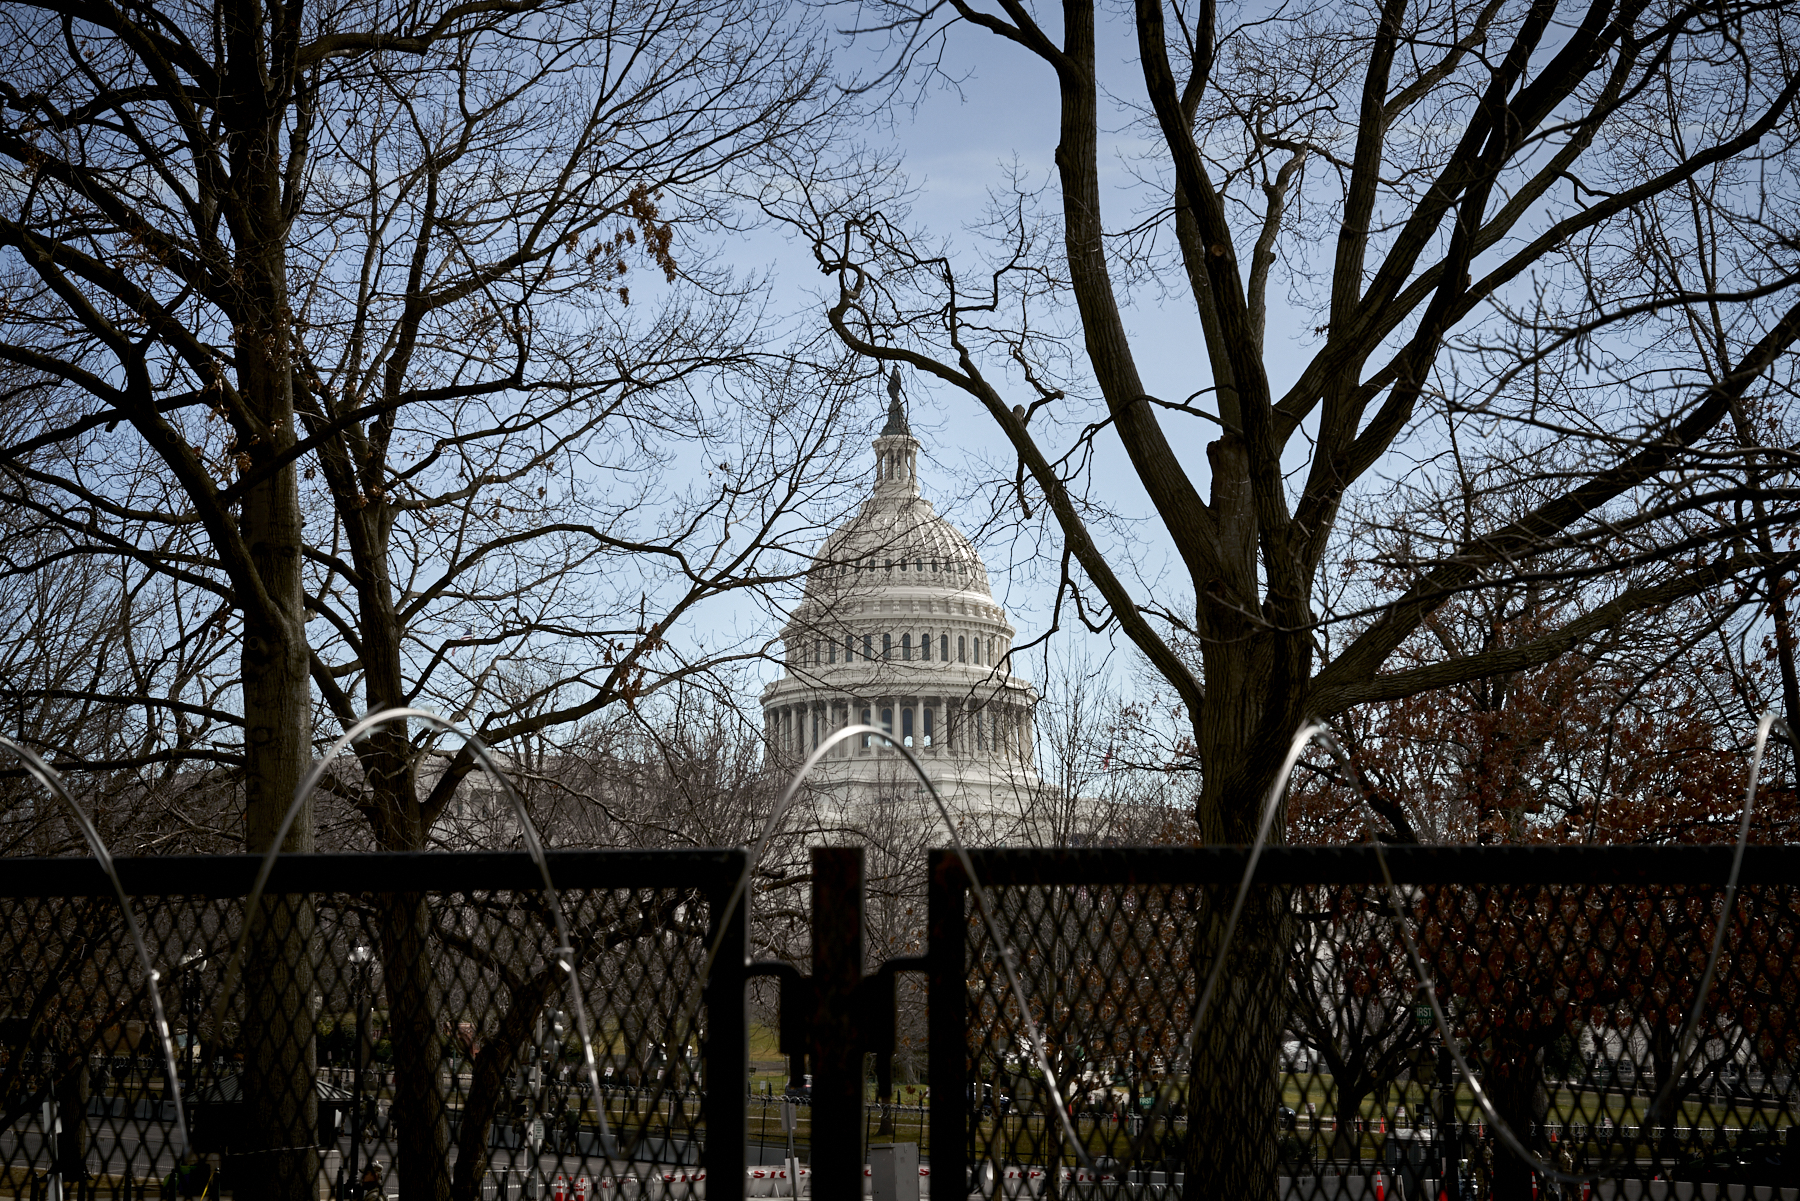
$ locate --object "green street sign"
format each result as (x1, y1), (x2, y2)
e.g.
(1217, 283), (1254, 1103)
(1415, 1003), (1434, 1029)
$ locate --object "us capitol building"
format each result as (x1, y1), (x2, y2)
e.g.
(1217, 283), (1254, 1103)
(760, 388), (1043, 833)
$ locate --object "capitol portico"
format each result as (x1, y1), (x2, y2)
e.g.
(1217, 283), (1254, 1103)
(760, 387), (1043, 831)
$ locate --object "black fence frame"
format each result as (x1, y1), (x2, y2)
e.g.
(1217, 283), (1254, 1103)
(0, 849), (750, 1201)
(11, 841), (1800, 1199)
(924, 843), (1800, 1198)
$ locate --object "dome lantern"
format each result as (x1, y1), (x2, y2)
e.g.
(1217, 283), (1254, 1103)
(872, 368), (920, 499)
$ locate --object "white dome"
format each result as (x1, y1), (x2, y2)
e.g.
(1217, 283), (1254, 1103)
(806, 492), (991, 601)
(801, 402), (991, 605)
(760, 390), (1041, 833)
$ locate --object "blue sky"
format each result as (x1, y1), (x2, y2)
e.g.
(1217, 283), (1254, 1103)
(726, 10), (1321, 697)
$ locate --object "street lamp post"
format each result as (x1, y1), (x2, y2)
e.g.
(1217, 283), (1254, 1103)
(347, 946), (373, 1201)
(524, 1013), (545, 1201)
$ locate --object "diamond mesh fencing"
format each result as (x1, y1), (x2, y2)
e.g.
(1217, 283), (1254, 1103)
(9, 843), (1800, 1201)
(933, 847), (1800, 1201)
(0, 853), (745, 1201)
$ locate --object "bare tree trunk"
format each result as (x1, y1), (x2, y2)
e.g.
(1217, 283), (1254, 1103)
(1178, 641), (1303, 1196)
(1328, 1078), (1373, 1167)
(54, 1058), (89, 1183)
(236, 587), (320, 1201)
(233, 71), (321, 1195)
(242, 894), (319, 1201)
(378, 893), (453, 1201)
(1182, 887), (1289, 1201)
(1488, 1043), (1549, 1201)
(357, 547), (456, 1200)
(450, 974), (559, 1201)
(1646, 1022), (1687, 1165)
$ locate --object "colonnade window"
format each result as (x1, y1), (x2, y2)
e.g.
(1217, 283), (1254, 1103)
(923, 707), (934, 746)
(826, 629), (1015, 673)
(812, 710), (821, 749)
(841, 553), (972, 574)
(878, 450), (917, 483)
(902, 707), (915, 746)
(881, 707), (894, 744)
(861, 706), (873, 747)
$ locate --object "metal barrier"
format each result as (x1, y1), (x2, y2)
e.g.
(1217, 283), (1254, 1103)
(0, 851), (747, 1201)
(924, 845), (1800, 1201)
(8, 844), (1800, 1201)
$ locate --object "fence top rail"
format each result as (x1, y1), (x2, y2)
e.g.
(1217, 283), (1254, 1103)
(0, 848), (749, 896)
(934, 844), (1800, 887)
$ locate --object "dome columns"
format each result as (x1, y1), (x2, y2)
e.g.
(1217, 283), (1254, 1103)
(872, 431), (921, 499)
(764, 690), (1035, 768)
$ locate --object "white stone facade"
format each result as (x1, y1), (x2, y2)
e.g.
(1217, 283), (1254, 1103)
(760, 398), (1043, 834)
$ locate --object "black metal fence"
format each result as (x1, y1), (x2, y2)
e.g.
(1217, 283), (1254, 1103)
(0, 852), (746, 1201)
(926, 846), (1800, 1201)
(6, 845), (1800, 1201)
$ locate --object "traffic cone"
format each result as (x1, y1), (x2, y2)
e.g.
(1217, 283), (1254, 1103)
(1375, 1169), (1385, 1201)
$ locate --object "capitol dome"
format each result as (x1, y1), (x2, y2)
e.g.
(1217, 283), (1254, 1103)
(761, 385), (1042, 830)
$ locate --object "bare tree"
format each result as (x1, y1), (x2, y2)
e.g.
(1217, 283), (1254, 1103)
(0, 0), (867, 1194)
(808, 0), (1800, 829)
(1013, 646), (1195, 846)
(0, 366), (244, 853)
(789, 0), (1800, 1189)
(1285, 887), (1433, 1166)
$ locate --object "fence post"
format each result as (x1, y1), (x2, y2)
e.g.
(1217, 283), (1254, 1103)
(810, 847), (865, 1201)
(926, 850), (967, 1201)
(705, 853), (749, 1201)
